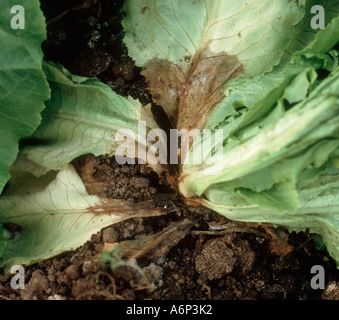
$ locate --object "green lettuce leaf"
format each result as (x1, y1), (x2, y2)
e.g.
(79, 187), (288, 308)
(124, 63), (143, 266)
(206, 3), (339, 130)
(123, 0), (305, 72)
(15, 62), (166, 176)
(280, 0), (339, 65)
(180, 65), (339, 206)
(0, 0), (50, 193)
(180, 11), (339, 209)
(202, 168), (339, 264)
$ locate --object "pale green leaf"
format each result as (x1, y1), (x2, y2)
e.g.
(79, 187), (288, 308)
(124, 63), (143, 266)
(14, 62), (163, 176)
(203, 169), (339, 265)
(122, 0), (306, 133)
(0, 164), (162, 271)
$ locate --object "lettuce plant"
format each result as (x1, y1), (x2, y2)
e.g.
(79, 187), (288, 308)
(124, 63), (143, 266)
(0, 0), (339, 270)
(122, 0), (339, 263)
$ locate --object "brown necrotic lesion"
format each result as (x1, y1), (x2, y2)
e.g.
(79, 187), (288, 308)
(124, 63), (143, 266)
(141, 46), (244, 134)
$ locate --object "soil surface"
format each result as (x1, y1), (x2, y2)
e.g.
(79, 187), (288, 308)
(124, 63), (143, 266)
(1, 0), (339, 301)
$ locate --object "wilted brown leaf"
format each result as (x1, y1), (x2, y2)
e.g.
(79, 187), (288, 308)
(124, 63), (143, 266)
(142, 47), (244, 136)
(103, 219), (195, 262)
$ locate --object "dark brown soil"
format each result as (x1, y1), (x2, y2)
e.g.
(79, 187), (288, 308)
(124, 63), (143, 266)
(1, 0), (339, 301)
